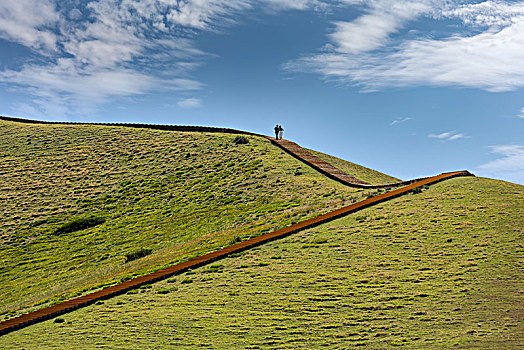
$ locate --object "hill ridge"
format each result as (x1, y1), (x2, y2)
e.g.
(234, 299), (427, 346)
(0, 115), (449, 188)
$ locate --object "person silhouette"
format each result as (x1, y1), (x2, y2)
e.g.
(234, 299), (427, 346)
(278, 125), (284, 140)
(274, 124), (279, 139)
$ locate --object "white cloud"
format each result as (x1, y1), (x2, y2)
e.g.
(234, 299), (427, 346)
(428, 131), (470, 141)
(328, 1), (431, 54)
(285, 0), (524, 92)
(441, 0), (524, 27)
(519, 107), (524, 119)
(368, 21), (524, 92)
(0, 0), (59, 52)
(165, 0), (251, 30)
(0, 0), (326, 117)
(476, 145), (524, 184)
(429, 131), (453, 139)
(0, 0), (226, 117)
(177, 98), (203, 109)
(390, 117), (412, 126)
(261, 0), (327, 11)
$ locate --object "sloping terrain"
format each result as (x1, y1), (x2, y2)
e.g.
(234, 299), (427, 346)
(308, 148), (400, 185)
(0, 120), (384, 318)
(3, 177), (521, 348)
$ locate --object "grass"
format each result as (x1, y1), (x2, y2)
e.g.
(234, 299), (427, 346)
(0, 120), (381, 317)
(307, 148), (400, 185)
(2, 177), (521, 348)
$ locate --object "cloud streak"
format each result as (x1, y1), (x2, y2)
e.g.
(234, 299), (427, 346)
(178, 98), (203, 109)
(328, 0), (431, 54)
(390, 117), (412, 126)
(428, 131), (470, 141)
(476, 144), (524, 184)
(285, 0), (524, 92)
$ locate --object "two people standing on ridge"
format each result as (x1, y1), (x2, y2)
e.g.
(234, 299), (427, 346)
(274, 125), (284, 140)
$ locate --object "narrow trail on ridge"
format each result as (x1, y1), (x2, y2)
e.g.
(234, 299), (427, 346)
(267, 137), (429, 188)
(0, 116), (474, 336)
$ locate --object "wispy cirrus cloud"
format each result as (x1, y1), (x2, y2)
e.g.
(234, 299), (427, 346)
(0, 0), (215, 117)
(328, 0), (431, 55)
(0, 0), (319, 118)
(285, 0), (524, 92)
(428, 131), (470, 141)
(440, 0), (524, 27)
(390, 117), (412, 126)
(0, 0), (59, 52)
(262, 0), (327, 11)
(178, 97), (203, 109)
(519, 107), (524, 119)
(476, 144), (524, 184)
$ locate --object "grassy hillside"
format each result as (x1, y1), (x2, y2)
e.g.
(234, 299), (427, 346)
(308, 149), (400, 185)
(3, 177), (521, 348)
(0, 120), (387, 318)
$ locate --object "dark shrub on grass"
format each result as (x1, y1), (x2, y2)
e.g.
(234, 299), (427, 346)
(229, 236), (242, 245)
(124, 248), (153, 263)
(53, 215), (106, 235)
(410, 187), (423, 194)
(54, 317), (65, 323)
(233, 136), (249, 145)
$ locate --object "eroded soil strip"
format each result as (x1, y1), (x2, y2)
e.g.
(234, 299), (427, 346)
(268, 138), (430, 188)
(0, 170), (472, 335)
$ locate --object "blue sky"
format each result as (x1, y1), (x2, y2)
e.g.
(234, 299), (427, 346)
(0, 0), (523, 184)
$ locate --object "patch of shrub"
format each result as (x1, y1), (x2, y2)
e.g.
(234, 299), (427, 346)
(54, 317), (65, 323)
(233, 136), (249, 145)
(53, 215), (106, 235)
(229, 236), (243, 245)
(119, 275), (133, 283)
(124, 247), (153, 263)
(410, 187), (423, 194)
(355, 216), (367, 223)
(30, 218), (48, 227)
(204, 264), (224, 273)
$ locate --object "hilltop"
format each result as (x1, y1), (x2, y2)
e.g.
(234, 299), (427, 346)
(0, 119), (388, 318)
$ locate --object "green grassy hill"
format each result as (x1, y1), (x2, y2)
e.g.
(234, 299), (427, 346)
(308, 148), (401, 185)
(0, 120), (386, 318)
(3, 176), (522, 349)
